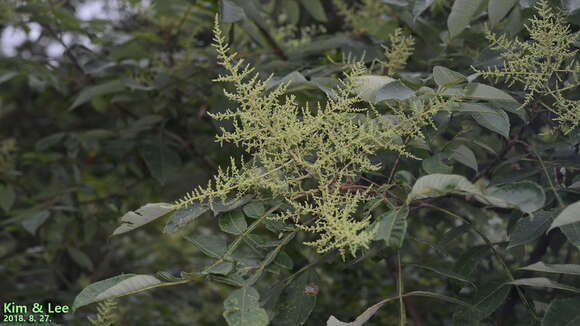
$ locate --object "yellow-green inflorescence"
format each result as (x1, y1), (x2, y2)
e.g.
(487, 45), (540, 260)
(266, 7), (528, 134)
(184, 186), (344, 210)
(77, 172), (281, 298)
(171, 17), (443, 258)
(473, 0), (580, 134)
(379, 28), (415, 77)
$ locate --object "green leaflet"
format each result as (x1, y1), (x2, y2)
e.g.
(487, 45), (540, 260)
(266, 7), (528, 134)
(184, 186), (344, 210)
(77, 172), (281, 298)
(69, 79), (125, 111)
(413, 0), (434, 20)
(242, 202), (265, 218)
(220, 0), (245, 23)
(433, 66), (467, 87)
(223, 287), (269, 326)
(298, 0), (327, 22)
(73, 274), (188, 311)
(407, 174), (506, 207)
(560, 223), (580, 250)
(67, 247), (94, 272)
(353, 75), (395, 103)
(328, 291), (472, 326)
(0, 183), (15, 213)
(507, 278), (580, 294)
(487, 181), (545, 214)
(407, 174), (545, 213)
(450, 145), (478, 172)
(469, 105), (511, 139)
(139, 142), (182, 186)
(488, 0), (519, 26)
(452, 283), (510, 325)
(21, 210), (51, 235)
(277, 269), (319, 325)
(508, 210), (554, 248)
(219, 210), (248, 235)
(448, 0), (483, 38)
(186, 234), (228, 259)
(112, 203), (173, 236)
(519, 262), (580, 276)
(373, 204), (409, 248)
(164, 203), (210, 234)
(549, 201), (580, 231)
(542, 298), (580, 326)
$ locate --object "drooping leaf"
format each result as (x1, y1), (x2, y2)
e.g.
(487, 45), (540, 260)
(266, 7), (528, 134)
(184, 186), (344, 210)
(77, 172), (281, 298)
(298, 0), (327, 22)
(220, 0), (246, 23)
(448, 0), (482, 38)
(261, 282), (286, 318)
(560, 222), (580, 250)
(407, 174), (508, 207)
(354, 75), (395, 103)
(73, 274), (187, 310)
(507, 278), (580, 294)
(327, 291), (471, 326)
(488, 0), (519, 26)
(223, 287), (269, 326)
(139, 143), (182, 186)
(277, 269), (319, 325)
(0, 184), (15, 213)
(413, 0), (435, 20)
(409, 174), (479, 200)
(487, 181), (545, 213)
(542, 298), (580, 326)
(504, 4), (524, 36)
(433, 66), (467, 87)
(549, 201), (580, 231)
(451, 145), (478, 171)
(564, 0), (580, 16)
(470, 106), (511, 139)
(112, 203), (173, 236)
(219, 210), (248, 235)
(231, 0), (267, 30)
(67, 247), (94, 272)
(519, 262), (580, 276)
(35, 132), (66, 151)
(452, 283), (510, 325)
(164, 203), (209, 234)
(373, 204), (409, 248)
(311, 77), (339, 98)
(21, 210), (51, 235)
(508, 210), (554, 248)
(69, 79), (125, 110)
(0, 71), (18, 85)
(408, 263), (475, 286)
(284, 0), (300, 24)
